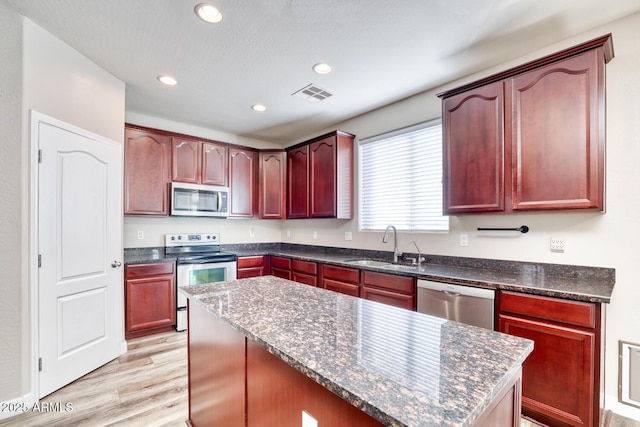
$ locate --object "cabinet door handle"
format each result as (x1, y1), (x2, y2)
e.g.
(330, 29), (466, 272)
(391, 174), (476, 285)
(111, 260), (122, 268)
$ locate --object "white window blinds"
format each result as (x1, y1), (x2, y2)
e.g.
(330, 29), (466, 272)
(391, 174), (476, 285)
(358, 120), (448, 232)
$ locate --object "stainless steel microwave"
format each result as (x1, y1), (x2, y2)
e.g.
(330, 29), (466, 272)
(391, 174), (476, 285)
(170, 182), (229, 217)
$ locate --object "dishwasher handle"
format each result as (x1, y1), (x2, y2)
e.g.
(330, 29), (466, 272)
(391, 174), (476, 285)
(417, 279), (495, 300)
(443, 290), (461, 297)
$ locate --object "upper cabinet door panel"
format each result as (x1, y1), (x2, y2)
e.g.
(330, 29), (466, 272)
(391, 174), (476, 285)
(172, 138), (200, 183)
(124, 128), (171, 216)
(511, 49), (604, 211)
(202, 142), (228, 186)
(229, 147), (256, 218)
(287, 146), (309, 219)
(443, 81), (506, 214)
(309, 136), (337, 218)
(259, 151), (286, 219)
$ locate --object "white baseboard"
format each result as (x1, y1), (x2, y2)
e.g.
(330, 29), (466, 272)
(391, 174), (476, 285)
(121, 339), (128, 355)
(606, 395), (640, 421)
(0, 393), (36, 421)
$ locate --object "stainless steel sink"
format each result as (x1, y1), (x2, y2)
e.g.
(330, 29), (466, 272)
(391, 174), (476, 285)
(344, 259), (390, 267)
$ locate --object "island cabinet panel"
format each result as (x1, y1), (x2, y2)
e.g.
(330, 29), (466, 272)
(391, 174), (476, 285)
(270, 256), (291, 280)
(229, 147), (257, 218)
(361, 271), (416, 310)
(188, 301), (245, 427)
(439, 34), (612, 214)
(246, 340), (385, 427)
(259, 150), (286, 219)
(237, 255), (268, 279)
(291, 259), (317, 287)
(321, 264), (360, 297)
(287, 145), (309, 218)
(124, 127), (171, 216)
(497, 291), (601, 427)
(124, 262), (175, 339)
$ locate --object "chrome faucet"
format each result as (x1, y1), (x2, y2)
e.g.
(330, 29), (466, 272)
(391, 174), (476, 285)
(408, 240), (426, 268)
(382, 225), (402, 263)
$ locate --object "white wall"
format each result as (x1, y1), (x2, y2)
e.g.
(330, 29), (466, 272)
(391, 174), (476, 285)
(0, 5), (24, 403)
(283, 12), (640, 419)
(0, 15), (125, 407)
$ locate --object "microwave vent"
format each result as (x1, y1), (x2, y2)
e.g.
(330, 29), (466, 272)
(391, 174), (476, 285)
(292, 84), (333, 103)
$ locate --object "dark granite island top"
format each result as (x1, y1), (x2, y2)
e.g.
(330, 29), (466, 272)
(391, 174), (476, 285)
(181, 276), (534, 427)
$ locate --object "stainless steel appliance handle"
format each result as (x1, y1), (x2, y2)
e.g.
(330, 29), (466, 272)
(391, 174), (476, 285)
(217, 191), (222, 212)
(443, 290), (460, 297)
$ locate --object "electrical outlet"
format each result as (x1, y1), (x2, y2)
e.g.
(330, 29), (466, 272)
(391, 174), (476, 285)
(249, 227), (255, 237)
(312, 231), (318, 239)
(460, 234), (468, 247)
(550, 237), (565, 253)
(286, 229), (291, 238)
(302, 411), (318, 427)
(344, 231), (352, 241)
(137, 230), (144, 240)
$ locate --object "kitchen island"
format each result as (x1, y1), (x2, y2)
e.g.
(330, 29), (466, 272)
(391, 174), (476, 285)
(182, 276), (533, 427)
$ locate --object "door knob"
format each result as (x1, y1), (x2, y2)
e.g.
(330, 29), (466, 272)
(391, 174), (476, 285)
(111, 261), (122, 268)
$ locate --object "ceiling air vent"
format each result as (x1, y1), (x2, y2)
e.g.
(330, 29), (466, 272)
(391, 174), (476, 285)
(292, 84), (333, 103)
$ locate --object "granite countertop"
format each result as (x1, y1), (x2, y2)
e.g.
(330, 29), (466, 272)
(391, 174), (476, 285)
(181, 276), (534, 427)
(124, 243), (615, 303)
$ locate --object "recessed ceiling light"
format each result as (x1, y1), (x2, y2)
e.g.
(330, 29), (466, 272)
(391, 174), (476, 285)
(157, 75), (178, 86)
(312, 62), (333, 74)
(195, 3), (223, 23)
(251, 104), (267, 112)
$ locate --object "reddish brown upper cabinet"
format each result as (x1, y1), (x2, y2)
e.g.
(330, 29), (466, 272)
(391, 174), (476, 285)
(439, 34), (613, 214)
(229, 147), (257, 218)
(287, 145), (309, 219)
(125, 262), (176, 339)
(497, 291), (602, 427)
(124, 126), (172, 216)
(259, 150), (286, 219)
(287, 130), (355, 219)
(172, 138), (228, 186)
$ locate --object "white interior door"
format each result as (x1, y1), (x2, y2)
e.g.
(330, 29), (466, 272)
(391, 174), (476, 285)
(35, 113), (123, 398)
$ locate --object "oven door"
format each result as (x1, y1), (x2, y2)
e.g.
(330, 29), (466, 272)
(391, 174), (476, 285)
(175, 260), (237, 331)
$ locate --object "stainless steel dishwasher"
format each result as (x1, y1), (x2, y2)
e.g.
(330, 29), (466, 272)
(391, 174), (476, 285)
(417, 280), (495, 329)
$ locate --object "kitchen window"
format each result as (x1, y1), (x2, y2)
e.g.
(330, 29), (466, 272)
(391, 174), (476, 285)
(358, 120), (448, 232)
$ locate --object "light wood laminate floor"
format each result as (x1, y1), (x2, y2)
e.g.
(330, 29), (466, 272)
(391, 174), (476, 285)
(0, 331), (188, 427)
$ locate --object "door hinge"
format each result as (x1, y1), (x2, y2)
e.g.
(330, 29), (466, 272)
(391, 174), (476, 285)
(38, 358), (42, 372)
(38, 254), (42, 268)
(38, 149), (42, 163)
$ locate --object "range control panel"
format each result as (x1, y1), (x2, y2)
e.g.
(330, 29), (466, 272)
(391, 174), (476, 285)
(165, 233), (220, 246)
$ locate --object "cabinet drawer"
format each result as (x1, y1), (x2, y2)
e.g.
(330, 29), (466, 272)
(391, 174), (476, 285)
(270, 256), (291, 270)
(322, 265), (360, 284)
(292, 272), (317, 287)
(362, 271), (414, 294)
(271, 268), (291, 280)
(498, 291), (597, 329)
(292, 259), (317, 275)
(237, 267), (264, 279)
(324, 278), (359, 297)
(237, 256), (265, 268)
(126, 262), (175, 278)
(362, 286), (414, 310)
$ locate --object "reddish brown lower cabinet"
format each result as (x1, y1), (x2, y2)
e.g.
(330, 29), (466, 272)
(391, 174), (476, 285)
(321, 264), (360, 297)
(237, 255), (268, 279)
(497, 291), (601, 427)
(125, 262), (176, 339)
(270, 256), (291, 280)
(361, 270), (415, 310)
(291, 259), (317, 286)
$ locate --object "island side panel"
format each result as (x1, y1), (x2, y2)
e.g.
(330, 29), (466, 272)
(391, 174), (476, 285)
(473, 369), (523, 427)
(246, 339), (386, 427)
(188, 301), (246, 427)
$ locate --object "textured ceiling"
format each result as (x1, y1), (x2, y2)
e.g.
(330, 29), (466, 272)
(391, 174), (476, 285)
(2, 0), (640, 144)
